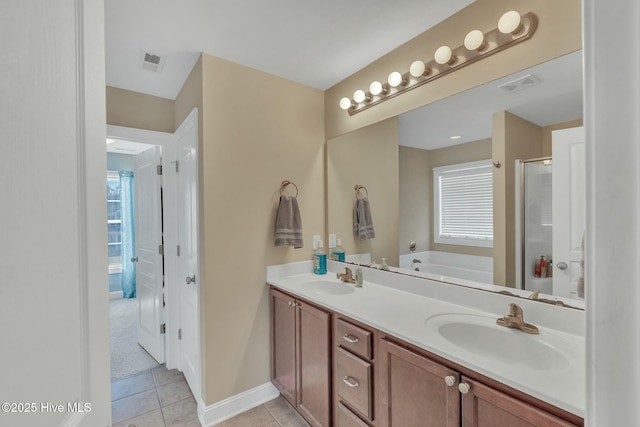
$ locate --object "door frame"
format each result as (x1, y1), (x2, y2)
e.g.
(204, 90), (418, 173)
(106, 124), (183, 369)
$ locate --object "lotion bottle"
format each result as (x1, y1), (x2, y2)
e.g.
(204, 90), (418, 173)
(313, 240), (327, 275)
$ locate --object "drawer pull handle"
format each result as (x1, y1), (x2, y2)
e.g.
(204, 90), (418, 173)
(444, 375), (456, 387)
(343, 376), (360, 388)
(343, 333), (359, 343)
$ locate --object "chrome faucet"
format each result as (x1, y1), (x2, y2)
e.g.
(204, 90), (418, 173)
(337, 267), (356, 284)
(496, 303), (539, 334)
(412, 259), (422, 263)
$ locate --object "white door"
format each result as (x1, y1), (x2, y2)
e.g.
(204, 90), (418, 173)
(552, 127), (586, 299)
(175, 111), (201, 399)
(135, 146), (166, 363)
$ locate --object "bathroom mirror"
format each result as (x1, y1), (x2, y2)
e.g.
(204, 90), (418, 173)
(327, 50), (585, 308)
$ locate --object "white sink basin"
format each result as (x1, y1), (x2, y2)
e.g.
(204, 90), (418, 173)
(425, 313), (575, 372)
(301, 280), (355, 295)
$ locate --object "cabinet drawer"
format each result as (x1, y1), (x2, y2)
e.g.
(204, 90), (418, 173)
(338, 402), (370, 427)
(336, 347), (373, 420)
(336, 318), (373, 360)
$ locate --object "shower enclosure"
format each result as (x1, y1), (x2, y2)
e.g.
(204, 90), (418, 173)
(517, 157), (553, 294)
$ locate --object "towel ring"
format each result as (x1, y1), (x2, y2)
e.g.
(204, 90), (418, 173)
(354, 185), (368, 199)
(281, 180), (299, 197)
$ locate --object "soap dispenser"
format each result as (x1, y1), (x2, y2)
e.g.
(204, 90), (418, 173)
(313, 240), (327, 275)
(331, 238), (345, 262)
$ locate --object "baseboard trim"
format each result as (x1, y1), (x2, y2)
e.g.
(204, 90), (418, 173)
(197, 382), (280, 426)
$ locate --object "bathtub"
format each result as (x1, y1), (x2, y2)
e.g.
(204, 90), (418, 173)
(399, 251), (493, 284)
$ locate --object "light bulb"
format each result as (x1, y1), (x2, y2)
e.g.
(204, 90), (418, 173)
(498, 11), (523, 34)
(339, 97), (353, 110)
(409, 60), (428, 78)
(434, 46), (455, 65)
(369, 81), (383, 96)
(388, 71), (406, 88)
(353, 89), (367, 103)
(464, 30), (486, 51)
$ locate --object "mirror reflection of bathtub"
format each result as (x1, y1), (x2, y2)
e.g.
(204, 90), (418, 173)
(399, 251), (493, 284)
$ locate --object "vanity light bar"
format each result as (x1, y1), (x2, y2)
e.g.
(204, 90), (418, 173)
(339, 11), (538, 116)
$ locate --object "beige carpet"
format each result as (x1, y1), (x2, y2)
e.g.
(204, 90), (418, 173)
(110, 298), (161, 380)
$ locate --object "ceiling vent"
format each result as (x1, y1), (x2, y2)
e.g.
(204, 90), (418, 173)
(498, 74), (540, 93)
(141, 51), (165, 73)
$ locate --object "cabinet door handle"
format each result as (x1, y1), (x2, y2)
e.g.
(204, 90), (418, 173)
(444, 375), (456, 387)
(343, 376), (360, 388)
(342, 333), (359, 343)
(458, 383), (471, 394)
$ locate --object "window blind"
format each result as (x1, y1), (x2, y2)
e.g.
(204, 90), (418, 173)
(434, 160), (493, 247)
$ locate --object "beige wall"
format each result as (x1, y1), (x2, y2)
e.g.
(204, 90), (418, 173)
(324, 0), (582, 139)
(189, 54), (325, 405)
(492, 112), (543, 286)
(106, 86), (175, 133)
(399, 146), (430, 255)
(327, 118), (399, 266)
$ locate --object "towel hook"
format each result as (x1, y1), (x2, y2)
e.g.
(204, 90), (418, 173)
(280, 180), (299, 197)
(354, 184), (368, 199)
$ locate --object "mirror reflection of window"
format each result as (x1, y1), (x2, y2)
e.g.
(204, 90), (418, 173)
(434, 160), (493, 248)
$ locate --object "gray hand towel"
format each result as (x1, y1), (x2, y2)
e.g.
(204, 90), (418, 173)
(275, 195), (303, 248)
(353, 197), (376, 240)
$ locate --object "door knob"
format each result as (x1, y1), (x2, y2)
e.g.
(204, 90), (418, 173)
(458, 383), (471, 394)
(185, 275), (196, 284)
(131, 257), (138, 263)
(444, 376), (456, 387)
(557, 262), (568, 270)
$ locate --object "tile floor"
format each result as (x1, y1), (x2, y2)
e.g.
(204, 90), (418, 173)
(111, 365), (198, 427)
(111, 366), (310, 427)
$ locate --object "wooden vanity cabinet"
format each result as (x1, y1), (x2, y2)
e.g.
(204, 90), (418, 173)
(460, 376), (578, 427)
(271, 288), (331, 427)
(378, 338), (461, 427)
(378, 338), (581, 427)
(334, 317), (376, 427)
(270, 287), (583, 427)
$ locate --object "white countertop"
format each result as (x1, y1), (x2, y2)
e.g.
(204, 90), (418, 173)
(266, 260), (585, 418)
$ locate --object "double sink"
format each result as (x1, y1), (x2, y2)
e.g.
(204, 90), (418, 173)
(300, 277), (577, 373)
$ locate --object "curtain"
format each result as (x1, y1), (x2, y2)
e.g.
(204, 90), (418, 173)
(119, 171), (136, 298)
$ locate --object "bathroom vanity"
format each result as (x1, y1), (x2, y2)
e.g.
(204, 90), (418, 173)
(267, 261), (584, 427)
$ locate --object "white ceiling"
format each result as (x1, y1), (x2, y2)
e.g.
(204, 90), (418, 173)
(106, 138), (154, 155)
(105, 0), (474, 99)
(398, 50), (584, 150)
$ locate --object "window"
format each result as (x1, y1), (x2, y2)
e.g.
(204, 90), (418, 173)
(433, 160), (493, 247)
(107, 171), (122, 273)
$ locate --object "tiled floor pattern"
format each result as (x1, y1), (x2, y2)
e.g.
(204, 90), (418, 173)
(111, 366), (310, 427)
(111, 365), (198, 427)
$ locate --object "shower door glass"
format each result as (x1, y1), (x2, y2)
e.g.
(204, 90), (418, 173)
(521, 159), (553, 294)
